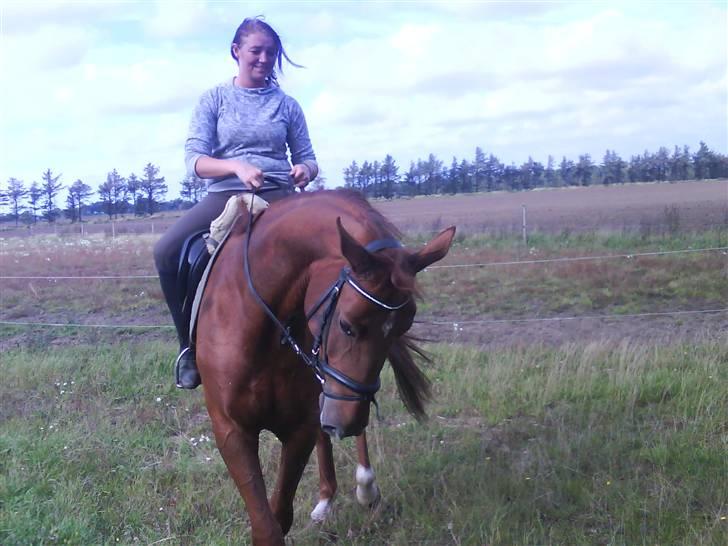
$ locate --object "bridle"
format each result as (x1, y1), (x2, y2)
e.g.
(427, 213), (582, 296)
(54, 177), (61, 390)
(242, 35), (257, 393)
(243, 191), (410, 415)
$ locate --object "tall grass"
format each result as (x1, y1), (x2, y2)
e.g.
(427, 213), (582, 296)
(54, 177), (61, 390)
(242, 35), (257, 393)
(1, 338), (726, 545)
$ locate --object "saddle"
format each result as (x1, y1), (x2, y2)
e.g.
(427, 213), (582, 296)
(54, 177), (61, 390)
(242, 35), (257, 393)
(177, 193), (269, 347)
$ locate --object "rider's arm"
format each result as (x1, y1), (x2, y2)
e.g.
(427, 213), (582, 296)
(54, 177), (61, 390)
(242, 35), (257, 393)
(286, 97), (318, 188)
(184, 89), (263, 188)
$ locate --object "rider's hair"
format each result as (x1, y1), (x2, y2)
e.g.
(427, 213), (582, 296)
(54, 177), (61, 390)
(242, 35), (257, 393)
(230, 16), (303, 86)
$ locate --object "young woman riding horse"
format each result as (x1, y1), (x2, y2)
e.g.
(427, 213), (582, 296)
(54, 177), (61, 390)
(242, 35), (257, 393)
(154, 16), (456, 544)
(153, 17), (317, 389)
(196, 189), (454, 544)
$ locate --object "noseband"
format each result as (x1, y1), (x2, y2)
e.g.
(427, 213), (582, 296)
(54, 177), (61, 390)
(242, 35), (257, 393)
(243, 197), (408, 415)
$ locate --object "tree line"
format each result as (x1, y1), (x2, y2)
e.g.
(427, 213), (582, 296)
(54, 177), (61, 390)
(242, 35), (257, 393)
(0, 163), (174, 226)
(342, 141), (727, 198)
(1, 141), (726, 226)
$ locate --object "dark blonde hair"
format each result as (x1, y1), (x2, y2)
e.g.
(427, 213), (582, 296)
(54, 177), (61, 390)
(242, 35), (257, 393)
(230, 17), (302, 85)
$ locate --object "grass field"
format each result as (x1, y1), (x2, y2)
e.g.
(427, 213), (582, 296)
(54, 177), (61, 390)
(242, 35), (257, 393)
(1, 183), (727, 544)
(1, 340), (726, 545)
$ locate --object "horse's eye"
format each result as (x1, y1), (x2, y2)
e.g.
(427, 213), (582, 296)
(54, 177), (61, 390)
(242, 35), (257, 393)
(339, 320), (355, 337)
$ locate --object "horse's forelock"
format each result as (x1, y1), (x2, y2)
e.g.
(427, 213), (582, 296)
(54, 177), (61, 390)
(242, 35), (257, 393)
(389, 253), (420, 298)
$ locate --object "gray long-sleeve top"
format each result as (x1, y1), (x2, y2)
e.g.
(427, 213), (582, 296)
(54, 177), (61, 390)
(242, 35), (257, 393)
(185, 80), (318, 192)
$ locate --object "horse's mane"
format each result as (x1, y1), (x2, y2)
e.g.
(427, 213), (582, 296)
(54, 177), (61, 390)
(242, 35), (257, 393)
(388, 334), (433, 421)
(325, 188), (404, 241)
(289, 189), (403, 245)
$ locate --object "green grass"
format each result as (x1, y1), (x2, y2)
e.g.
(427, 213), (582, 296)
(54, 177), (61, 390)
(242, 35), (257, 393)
(1, 339), (726, 545)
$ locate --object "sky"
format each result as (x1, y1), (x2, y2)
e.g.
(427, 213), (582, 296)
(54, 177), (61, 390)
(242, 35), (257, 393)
(1, 0), (726, 199)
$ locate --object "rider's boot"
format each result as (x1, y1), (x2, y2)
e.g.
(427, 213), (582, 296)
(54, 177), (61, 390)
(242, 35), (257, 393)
(158, 272), (201, 389)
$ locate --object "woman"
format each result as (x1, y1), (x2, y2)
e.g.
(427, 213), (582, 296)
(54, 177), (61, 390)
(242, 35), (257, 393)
(154, 17), (319, 389)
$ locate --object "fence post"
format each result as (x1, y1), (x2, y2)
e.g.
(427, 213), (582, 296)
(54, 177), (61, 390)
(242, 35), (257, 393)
(522, 205), (527, 246)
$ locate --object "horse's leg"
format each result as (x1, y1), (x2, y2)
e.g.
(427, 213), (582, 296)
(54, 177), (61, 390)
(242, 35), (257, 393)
(210, 418), (284, 545)
(269, 424), (318, 535)
(355, 431), (381, 507)
(311, 428), (337, 522)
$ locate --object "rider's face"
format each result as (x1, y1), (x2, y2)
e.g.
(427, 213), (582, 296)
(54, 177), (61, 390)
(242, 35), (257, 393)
(233, 31), (277, 88)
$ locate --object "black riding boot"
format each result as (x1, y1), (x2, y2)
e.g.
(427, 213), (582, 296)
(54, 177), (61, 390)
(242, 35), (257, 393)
(158, 272), (201, 389)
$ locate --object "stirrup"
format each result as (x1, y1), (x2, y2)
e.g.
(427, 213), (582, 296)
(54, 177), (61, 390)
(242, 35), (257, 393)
(175, 347), (201, 389)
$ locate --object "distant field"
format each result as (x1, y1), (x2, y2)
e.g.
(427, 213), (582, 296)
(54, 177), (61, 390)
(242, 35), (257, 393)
(2, 179), (726, 238)
(1, 180), (726, 349)
(375, 179), (728, 235)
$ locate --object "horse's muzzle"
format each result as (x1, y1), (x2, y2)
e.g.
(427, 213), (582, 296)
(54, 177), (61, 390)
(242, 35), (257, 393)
(319, 396), (368, 439)
(320, 422), (365, 440)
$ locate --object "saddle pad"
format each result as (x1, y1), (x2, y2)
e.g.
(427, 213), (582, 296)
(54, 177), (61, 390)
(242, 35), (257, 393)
(189, 193), (268, 344)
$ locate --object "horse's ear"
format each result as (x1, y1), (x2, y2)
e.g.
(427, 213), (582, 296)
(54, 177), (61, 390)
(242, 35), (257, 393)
(337, 217), (375, 274)
(408, 226), (456, 273)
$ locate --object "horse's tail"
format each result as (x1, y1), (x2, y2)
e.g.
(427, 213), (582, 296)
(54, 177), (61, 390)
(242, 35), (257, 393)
(388, 334), (432, 421)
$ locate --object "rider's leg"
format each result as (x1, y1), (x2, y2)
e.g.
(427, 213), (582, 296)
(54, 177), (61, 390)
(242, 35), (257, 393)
(153, 190), (241, 388)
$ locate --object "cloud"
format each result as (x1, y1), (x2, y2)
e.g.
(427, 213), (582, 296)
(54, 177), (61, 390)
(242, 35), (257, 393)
(142, 0), (211, 38)
(0, 1), (725, 195)
(2, 22), (94, 71)
(1, 1), (126, 34)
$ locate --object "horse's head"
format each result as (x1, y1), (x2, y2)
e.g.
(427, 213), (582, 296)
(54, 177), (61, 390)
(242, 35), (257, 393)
(308, 219), (455, 439)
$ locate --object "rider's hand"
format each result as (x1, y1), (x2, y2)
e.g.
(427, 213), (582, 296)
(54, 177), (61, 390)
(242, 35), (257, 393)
(231, 161), (264, 189)
(290, 163), (311, 189)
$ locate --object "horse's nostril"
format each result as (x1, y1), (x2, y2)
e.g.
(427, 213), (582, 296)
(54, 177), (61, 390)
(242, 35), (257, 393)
(321, 425), (342, 440)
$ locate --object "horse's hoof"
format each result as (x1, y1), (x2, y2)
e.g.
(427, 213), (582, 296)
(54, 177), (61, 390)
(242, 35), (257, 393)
(310, 498), (332, 522)
(355, 465), (381, 507)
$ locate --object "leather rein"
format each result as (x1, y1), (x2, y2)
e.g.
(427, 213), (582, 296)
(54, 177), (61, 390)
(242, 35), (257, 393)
(242, 190), (409, 415)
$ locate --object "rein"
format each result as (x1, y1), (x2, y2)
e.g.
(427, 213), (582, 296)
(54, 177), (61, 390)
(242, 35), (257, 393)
(242, 189), (408, 416)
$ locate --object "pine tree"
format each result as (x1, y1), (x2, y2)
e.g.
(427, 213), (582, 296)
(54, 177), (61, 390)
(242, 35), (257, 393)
(41, 168), (63, 222)
(126, 173), (143, 215)
(473, 147), (486, 193)
(459, 158), (472, 193)
(27, 182), (42, 224)
(693, 141), (714, 180)
(545, 155), (557, 187)
(575, 154), (594, 186)
(5, 177), (27, 226)
(139, 162), (167, 215)
(559, 157), (575, 186)
(68, 179), (93, 222)
(98, 169), (127, 219)
(380, 154), (399, 199)
(343, 161), (360, 190)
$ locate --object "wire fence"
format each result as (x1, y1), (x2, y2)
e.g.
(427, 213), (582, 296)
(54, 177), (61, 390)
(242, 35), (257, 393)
(1, 243), (725, 332)
(1, 246), (725, 280)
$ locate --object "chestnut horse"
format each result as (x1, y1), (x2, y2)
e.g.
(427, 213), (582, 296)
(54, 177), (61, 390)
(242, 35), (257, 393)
(196, 189), (454, 544)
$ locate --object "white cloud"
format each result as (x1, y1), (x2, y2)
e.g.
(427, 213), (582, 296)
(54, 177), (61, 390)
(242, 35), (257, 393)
(142, 0), (211, 38)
